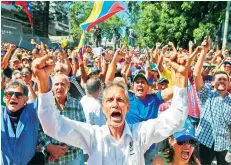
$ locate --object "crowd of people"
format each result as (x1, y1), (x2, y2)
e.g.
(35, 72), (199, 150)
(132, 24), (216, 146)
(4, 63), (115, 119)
(1, 36), (231, 165)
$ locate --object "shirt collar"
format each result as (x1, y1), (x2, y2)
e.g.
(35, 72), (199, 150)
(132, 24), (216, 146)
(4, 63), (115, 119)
(102, 121), (133, 140)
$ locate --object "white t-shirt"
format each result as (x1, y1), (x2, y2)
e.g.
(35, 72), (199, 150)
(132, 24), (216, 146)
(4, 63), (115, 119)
(80, 95), (105, 126)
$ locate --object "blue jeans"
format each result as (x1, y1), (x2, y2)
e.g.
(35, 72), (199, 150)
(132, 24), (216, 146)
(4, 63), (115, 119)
(129, 38), (135, 47)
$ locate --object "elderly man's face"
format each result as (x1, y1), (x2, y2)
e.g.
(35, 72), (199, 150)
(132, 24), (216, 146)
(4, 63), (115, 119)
(4, 86), (27, 112)
(52, 76), (70, 101)
(133, 77), (149, 99)
(102, 86), (129, 127)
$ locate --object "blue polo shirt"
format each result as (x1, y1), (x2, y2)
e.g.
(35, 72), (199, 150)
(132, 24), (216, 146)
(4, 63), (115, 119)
(1, 103), (39, 165)
(126, 91), (164, 124)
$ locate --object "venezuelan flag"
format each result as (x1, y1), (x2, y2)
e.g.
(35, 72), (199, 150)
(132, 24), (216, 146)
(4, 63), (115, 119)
(77, 33), (87, 56)
(80, 1), (125, 32)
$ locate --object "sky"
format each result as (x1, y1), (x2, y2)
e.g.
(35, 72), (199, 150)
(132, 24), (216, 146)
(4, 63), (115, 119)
(116, 1), (131, 36)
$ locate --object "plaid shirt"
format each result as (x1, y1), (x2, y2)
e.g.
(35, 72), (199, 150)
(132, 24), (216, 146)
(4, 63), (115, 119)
(196, 83), (231, 151)
(38, 94), (86, 164)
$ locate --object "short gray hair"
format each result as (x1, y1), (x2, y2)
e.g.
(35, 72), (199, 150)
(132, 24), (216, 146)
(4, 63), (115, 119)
(102, 81), (129, 104)
(54, 62), (68, 73)
(52, 73), (69, 84)
(85, 78), (102, 94)
(5, 80), (28, 96)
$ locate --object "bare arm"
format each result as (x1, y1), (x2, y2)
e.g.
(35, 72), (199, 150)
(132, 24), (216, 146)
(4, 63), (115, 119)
(76, 53), (88, 84)
(62, 52), (72, 75)
(157, 45), (168, 73)
(189, 41), (194, 55)
(169, 41), (177, 53)
(210, 51), (222, 64)
(99, 59), (109, 83)
(193, 40), (210, 91)
(11, 48), (20, 60)
(105, 48), (126, 84)
(2, 44), (16, 69)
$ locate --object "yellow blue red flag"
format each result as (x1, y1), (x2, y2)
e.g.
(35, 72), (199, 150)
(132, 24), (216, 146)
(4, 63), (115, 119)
(76, 33), (87, 56)
(80, 1), (125, 32)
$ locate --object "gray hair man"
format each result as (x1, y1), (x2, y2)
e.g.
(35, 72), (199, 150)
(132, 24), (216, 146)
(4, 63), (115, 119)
(37, 73), (86, 165)
(80, 78), (105, 126)
(34, 53), (189, 165)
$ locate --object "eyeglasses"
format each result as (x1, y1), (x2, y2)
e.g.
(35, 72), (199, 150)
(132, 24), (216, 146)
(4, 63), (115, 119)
(5, 91), (24, 99)
(20, 71), (31, 76)
(177, 139), (197, 147)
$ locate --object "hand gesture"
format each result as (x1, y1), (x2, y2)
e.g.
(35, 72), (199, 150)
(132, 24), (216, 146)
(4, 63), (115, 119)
(164, 52), (189, 76)
(104, 50), (113, 61)
(162, 45), (168, 54)
(146, 60), (150, 69)
(113, 46), (126, 62)
(125, 51), (132, 64)
(9, 44), (16, 51)
(24, 79), (33, 87)
(32, 55), (54, 80)
(156, 42), (162, 49)
(168, 41), (174, 47)
(201, 38), (210, 53)
(189, 41), (194, 48)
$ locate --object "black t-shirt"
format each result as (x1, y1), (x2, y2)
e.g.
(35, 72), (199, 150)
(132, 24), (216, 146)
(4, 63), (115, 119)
(95, 28), (102, 39)
(3, 66), (13, 79)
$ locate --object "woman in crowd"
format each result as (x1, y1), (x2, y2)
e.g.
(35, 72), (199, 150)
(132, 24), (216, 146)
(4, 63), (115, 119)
(152, 118), (201, 165)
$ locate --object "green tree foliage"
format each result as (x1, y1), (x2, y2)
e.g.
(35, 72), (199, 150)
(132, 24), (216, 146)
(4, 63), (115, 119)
(70, 1), (93, 41)
(100, 15), (126, 42)
(70, 2), (125, 43)
(132, 1), (226, 48)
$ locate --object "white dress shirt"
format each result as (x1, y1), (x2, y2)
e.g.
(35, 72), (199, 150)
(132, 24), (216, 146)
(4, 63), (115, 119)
(80, 95), (105, 126)
(38, 86), (188, 165)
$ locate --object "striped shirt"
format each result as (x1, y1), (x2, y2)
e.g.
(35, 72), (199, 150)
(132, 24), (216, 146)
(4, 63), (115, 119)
(196, 83), (231, 151)
(38, 94), (86, 164)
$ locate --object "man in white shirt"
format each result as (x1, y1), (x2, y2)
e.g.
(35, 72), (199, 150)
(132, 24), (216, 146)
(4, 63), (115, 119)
(33, 49), (190, 165)
(80, 78), (105, 126)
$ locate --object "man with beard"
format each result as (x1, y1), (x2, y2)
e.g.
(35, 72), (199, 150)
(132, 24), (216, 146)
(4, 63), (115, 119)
(193, 40), (231, 165)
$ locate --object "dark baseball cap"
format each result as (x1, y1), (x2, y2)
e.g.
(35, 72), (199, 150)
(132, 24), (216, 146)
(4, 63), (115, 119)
(224, 60), (231, 65)
(157, 78), (169, 84)
(133, 69), (149, 84)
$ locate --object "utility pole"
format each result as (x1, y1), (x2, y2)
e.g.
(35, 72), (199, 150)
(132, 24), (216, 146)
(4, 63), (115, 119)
(222, 1), (230, 49)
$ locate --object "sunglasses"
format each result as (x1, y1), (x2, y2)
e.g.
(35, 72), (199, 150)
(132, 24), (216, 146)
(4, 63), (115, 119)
(5, 91), (24, 99)
(177, 139), (197, 147)
(20, 71), (31, 76)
